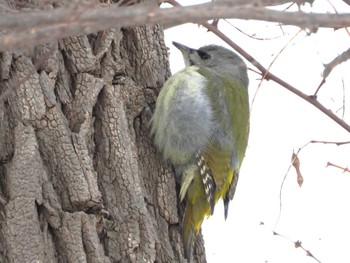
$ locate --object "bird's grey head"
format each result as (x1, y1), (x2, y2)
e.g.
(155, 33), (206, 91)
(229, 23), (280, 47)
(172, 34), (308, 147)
(173, 41), (248, 87)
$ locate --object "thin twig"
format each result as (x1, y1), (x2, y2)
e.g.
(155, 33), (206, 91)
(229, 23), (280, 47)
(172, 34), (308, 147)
(274, 141), (309, 229)
(222, 19), (283, 41)
(326, 162), (350, 173)
(274, 154), (295, 229)
(313, 78), (326, 97)
(250, 28), (303, 112)
(341, 74), (346, 119)
(310, 140), (350, 146)
(274, 232), (323, 263)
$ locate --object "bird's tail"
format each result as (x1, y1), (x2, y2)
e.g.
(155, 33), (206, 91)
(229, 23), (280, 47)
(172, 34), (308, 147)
(182, 203), (195, 261)
(182, 188), (210, 261)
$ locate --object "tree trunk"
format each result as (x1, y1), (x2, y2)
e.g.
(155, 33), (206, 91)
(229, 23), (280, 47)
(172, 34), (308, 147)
(0, 1), (206, 262)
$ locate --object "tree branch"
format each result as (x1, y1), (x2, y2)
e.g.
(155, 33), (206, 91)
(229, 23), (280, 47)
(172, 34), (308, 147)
(310, 140), (350, 146)
(323, 47), (350, 78)
(327, 161), (350, 173)
(195, 20), (350, 133)
(1, 1), (350, 52)
(273, 232), (323, 263)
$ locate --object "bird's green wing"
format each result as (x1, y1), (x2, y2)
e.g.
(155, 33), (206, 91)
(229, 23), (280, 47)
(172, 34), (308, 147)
(198, 67), (250, 217)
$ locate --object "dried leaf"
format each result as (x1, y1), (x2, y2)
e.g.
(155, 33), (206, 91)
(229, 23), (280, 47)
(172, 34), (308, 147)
(292, 153), (304, 187)
(295, 240), (302, 248)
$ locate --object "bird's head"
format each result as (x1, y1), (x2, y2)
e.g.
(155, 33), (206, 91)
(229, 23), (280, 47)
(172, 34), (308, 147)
(172, 41), (248, 87)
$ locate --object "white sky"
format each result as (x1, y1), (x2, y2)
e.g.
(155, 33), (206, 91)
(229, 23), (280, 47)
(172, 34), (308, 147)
(163, 1), (350, 262)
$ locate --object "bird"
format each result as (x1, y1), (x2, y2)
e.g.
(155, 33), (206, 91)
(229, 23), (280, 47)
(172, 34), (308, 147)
(150, 41), (250, 260)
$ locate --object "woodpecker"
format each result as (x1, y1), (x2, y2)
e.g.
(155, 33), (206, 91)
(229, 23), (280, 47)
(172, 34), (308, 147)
(150, 41), (249, 260)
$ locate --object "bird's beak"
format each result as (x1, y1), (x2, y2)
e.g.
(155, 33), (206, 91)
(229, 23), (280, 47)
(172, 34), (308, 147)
(172, 41), (196, 54)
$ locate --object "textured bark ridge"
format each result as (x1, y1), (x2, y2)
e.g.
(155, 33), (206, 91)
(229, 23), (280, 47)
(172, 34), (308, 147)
(0, 2), (206, 263)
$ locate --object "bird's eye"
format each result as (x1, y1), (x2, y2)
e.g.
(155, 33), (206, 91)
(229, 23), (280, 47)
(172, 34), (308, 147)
(197, 50), (211, 60)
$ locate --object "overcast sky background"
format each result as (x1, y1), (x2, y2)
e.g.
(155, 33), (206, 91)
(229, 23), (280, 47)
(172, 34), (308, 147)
(163, 1), (350, 262)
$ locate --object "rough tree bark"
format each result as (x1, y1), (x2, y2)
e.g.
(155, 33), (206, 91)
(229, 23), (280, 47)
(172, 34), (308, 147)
(0, 1), (206, 262)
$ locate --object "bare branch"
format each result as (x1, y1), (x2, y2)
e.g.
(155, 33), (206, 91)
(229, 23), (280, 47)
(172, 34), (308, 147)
(313, 78), (326, 97)
(1, 1), (350, 51)
(256, 0), (314, 5)
(343, 0), (350, 6)
(273, 232), (323, 263)
(310, 140), (350, 146)
(199, 21), (350, 134)
(326, 162), (350, 173)
(323, 47), (350, 78)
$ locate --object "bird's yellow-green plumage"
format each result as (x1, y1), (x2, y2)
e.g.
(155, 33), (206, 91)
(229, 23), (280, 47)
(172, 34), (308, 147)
(180, 72), (249, 256)
(150, 42), (249, 260)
